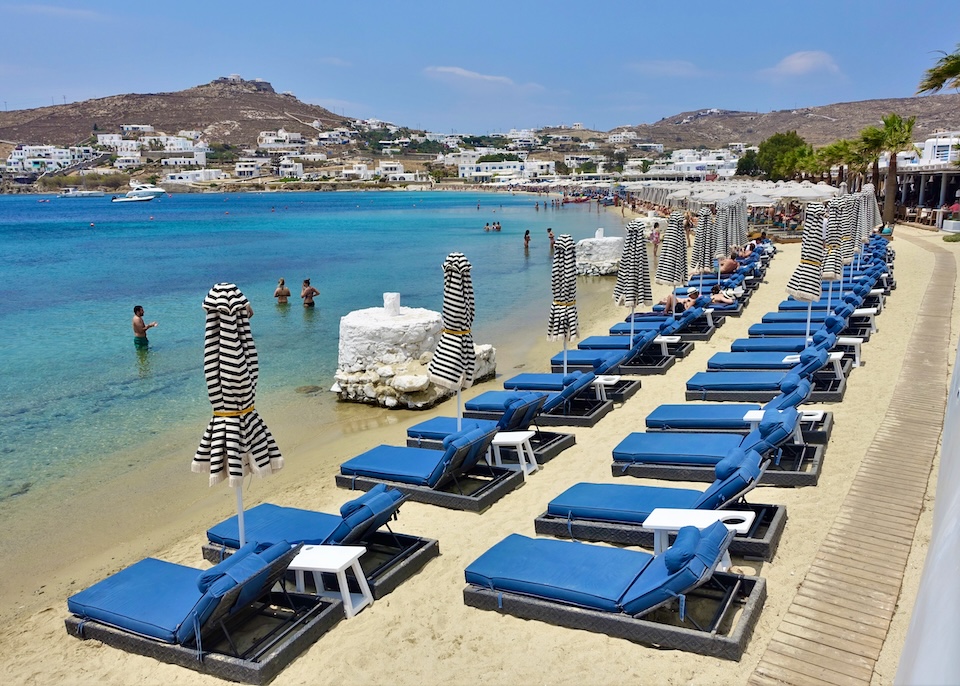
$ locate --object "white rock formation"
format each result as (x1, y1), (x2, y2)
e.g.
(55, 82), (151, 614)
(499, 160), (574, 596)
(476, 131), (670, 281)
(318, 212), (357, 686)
(576, 236), (624, 275)
(334, 295), (496, 409)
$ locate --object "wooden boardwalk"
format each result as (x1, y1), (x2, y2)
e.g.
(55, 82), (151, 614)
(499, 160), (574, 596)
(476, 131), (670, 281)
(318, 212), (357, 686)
(749, 238), (954, 686)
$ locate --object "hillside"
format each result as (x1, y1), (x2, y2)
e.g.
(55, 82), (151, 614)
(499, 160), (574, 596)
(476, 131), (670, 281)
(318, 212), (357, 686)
(623, 94), (960, 148)
(0, 78), (348, 147)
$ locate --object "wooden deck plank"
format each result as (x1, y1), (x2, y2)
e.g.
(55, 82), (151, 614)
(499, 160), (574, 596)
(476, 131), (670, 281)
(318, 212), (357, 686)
(771, 631), (877, 674)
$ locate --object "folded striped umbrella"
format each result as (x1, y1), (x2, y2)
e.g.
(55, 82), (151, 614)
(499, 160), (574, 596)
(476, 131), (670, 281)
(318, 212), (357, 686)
(823, 199), (844, 281)
(655, 211), (689, 287)
(428, 252), (476, 392)
(785, 203), (826, 302)
(839, 193), (856, 265)
(689, 208), (713, 274)
(613, 220), (652, 308)
(193, 282), (283, 546)
(548, 234), (579, 340)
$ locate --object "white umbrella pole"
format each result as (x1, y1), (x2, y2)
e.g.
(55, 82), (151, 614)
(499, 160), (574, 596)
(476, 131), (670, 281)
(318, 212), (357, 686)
(805, 301), (813, 339)
(457, 388), (462, 431)
(629, 305), (636, 340)
(827, 280), (833, 313)
(236, 486), (246, 548)
(562, 337), (568, 376)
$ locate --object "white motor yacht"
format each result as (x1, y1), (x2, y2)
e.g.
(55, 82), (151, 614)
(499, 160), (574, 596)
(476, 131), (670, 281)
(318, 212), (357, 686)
(124, 182), (167, 199)
(58, 187), (105, 198)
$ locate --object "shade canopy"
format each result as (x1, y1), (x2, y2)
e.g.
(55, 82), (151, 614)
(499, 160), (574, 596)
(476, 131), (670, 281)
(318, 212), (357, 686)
(427, 252), (476, 391)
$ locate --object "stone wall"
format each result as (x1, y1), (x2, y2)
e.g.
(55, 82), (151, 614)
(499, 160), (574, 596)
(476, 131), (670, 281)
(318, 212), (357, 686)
(333, 295), (496, 409)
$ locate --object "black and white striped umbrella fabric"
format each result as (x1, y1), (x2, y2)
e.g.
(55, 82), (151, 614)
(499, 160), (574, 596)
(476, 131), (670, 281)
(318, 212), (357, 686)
(655, 211), (689, 286)
(839, 193), (856, 265)
(822, 199), (844, 281)
(548, 234), (580, 340)
(613, 219), (652, 308)
(862, 183), (883, 232)
(427, 252), (476, 391)
(785, 203), (826, 302)
(690, 208), (713, 273)
(193, 283), (283, 487)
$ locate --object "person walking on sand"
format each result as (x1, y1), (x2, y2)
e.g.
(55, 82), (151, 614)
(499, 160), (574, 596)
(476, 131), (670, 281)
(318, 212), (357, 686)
(132, 305), (157, 349)
(301, 279), (319, 307)
(274, 278), (291, 304)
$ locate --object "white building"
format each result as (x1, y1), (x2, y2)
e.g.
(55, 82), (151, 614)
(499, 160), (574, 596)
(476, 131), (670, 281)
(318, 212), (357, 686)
(235, 158), (268, 178)
(341, 163), (373, 180)
(257, 128), (306, 151)
(634, 143), (664, 154)
(458, 158), (555, 181)
(5, 144), (97, 173)
(114, 154), (143, 170)
(607, 130), (638, 144)
(120, 124), (154, 133)
(277, 158), (304, 178)
(160, 151), (207, 167)
(374, 160), (427, 182)
(163, 168), (226, 184)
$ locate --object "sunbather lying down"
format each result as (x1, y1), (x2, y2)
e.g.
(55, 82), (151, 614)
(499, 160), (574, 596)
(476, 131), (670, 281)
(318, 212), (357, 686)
(659, 288), (699, 313)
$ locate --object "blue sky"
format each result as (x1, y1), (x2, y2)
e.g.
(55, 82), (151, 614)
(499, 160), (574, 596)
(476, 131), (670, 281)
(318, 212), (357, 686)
(0, 1), (956, 134)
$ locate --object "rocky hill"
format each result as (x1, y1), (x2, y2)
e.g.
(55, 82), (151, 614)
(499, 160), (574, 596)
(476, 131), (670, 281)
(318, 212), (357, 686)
(0, 77), (348, 146)
(622, 94), (960, 148)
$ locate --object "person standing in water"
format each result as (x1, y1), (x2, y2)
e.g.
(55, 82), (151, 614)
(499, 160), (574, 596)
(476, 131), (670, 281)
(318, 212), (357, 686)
(132, 305), (157, 349)
(524, 230), (531, 248)
(274, 278), (291, 304)
(547, 227), (555, 250)
(301, 279), (319, 307)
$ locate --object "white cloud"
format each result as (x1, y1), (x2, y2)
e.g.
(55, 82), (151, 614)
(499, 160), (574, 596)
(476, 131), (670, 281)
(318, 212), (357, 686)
(759, 51), (841, 80)
(2, 3), (102, 20)
(424, 66), (543, 92)
(628, 60), (705, 78)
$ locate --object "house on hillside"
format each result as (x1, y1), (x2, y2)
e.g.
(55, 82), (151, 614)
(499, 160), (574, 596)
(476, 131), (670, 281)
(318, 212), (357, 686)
(257, 128), (306, 152)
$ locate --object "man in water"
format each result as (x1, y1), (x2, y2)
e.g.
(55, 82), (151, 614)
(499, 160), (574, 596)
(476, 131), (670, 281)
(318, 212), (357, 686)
(132, 305), (157, 348)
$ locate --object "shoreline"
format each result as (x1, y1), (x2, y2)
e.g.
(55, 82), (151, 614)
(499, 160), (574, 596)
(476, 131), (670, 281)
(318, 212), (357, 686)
(2, 209), (950, 684)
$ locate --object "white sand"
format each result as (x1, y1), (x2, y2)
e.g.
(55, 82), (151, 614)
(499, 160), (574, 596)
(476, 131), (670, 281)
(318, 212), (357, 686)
(0, 223), (955, 686)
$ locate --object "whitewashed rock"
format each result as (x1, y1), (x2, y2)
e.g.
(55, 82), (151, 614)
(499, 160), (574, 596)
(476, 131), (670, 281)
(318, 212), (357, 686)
(334, 303), (496, 409)
(576, 236), (623, 275)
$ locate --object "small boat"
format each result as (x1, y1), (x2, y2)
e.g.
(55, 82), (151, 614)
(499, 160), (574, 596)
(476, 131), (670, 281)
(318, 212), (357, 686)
(111, 195), (154, 203)
(59, 187), (105, 198)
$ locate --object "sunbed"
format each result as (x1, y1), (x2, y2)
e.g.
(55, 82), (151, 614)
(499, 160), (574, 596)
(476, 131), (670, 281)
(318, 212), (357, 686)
(730, 329), (864, 368)
(760, 302), (878, 335)
(66, 541), (342, 684)
(534, 448), (786, 559)
(201, 485), (439, 600)
(706, 347), (853, 377)
(336, 426), (524, 512)
(405, 392), (574, 465)
(464, 371), (613, 427)
(607, 302), (720, 341)
(549, 328), (679, 376)
(643, 376), (833, 444)
(686, 349), (847, 403)
(747, 315), (873, 342)
(610, 407), (824, 486)
(463, 522), (766, 660)
(503, 370), (642, 404)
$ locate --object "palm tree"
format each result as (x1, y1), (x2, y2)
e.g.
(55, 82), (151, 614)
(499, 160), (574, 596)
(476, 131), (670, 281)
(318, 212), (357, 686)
(917, 44), (960, 93)
(859, 125), (886, 194)
(877, 113), (917, 225)
(818, 139), (856, 187)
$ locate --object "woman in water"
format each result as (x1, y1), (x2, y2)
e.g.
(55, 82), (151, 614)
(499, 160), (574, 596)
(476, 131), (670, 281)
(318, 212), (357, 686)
(274, 278), (291, 304)
(301, 278), (319, 307)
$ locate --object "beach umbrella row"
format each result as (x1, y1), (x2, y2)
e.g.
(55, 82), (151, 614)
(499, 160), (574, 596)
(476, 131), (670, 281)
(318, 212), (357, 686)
(193, 282), (283, 546)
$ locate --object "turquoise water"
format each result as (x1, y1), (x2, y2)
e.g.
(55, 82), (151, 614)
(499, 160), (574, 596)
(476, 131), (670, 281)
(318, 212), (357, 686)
(0, 190), (620, 498)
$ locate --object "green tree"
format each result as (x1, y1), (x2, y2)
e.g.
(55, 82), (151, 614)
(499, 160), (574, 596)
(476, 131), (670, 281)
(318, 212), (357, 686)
(917, 44), (960, 93)
(612, 150), (627, 171)
(735, 149), (761, 176)
(756, 131), (808, 180)
(554, 160), (570, 175)
(817, 139), (856, 186)
(877, 113), (917, 225)
(858, 125), (886, 193)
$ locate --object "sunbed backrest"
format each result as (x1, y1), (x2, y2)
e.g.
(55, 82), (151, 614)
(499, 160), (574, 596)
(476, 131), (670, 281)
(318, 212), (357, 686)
(425, 430), (481, 486)
(692, 449), (763, 509)
(766, 377), (812, 410)
(324, 484), (405, 545)
(457, 427), (499, 472)
(823, 314), (845, 334)
(497, 397), (530, 431)
(792, 347), (828, 378)
(514, 393), (548, 429)
(618, 521), (731, 616)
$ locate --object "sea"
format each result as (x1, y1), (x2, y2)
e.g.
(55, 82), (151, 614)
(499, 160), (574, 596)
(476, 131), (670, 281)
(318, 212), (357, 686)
(0, 190), (625, 504)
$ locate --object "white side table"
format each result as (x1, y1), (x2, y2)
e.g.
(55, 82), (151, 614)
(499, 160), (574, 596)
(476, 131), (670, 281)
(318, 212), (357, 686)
(288, 544), (373, 618)
(591, 375), (621, 401)
(490, 430), (539, 477)
(642, 508), (756, 572)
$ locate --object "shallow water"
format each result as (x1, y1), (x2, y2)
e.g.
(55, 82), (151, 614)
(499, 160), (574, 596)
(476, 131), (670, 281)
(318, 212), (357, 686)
(0, 190), (624, 501)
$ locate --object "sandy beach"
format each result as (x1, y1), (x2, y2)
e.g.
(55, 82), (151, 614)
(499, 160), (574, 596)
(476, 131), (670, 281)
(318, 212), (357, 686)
(0, 217), (955, 686)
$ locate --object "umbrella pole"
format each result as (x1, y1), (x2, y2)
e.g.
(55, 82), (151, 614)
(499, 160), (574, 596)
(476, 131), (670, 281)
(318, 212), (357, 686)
(457, 388), (462, 431)
(236, 486), (246, 548)
(827, 280), (833, 313)
(805, 301), (813, 339)
(562, 336), (568, 376)
(629, 305), (636, 340)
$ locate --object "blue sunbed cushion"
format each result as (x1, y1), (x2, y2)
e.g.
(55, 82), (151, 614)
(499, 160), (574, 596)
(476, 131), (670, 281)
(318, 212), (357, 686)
(464, 534), (655, 613)
(715, 448), (746, 480)
(767, 378), (812, 410)
(663, 526), (699, 574)
(645, 403), (761, 430)
(207, 504), (340, 549)
(619, 521), (728, 615)
(779, 373), (802, 393)
(197, 541), (261, 591)
(406, 416), (496, 441)
(465, 391), (539, 413)
(328, 483), (404, 544)
(612, 432), (743, 465)
(687, 371), (785, 392)
(340, 443), (457, 486)
(546, 482), (701, 523)
(692, 450), (763, 509)
(823, 314), (845, 333)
